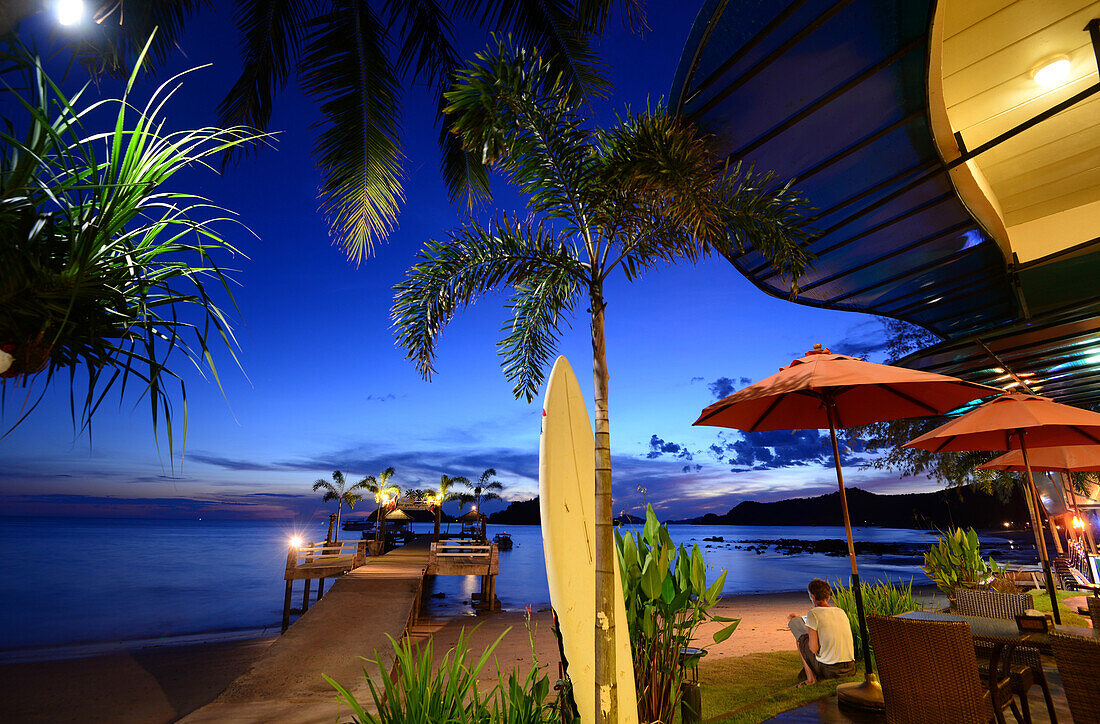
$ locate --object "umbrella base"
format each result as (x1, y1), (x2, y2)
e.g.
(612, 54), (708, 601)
(837, 675), (884, 711)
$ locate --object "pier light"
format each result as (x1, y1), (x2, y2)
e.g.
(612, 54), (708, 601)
(1073, 516), (1085, 529)
(54, 0), (85, 26)
(289, 536), (303, 548)
(1003, 521), (1011, 528)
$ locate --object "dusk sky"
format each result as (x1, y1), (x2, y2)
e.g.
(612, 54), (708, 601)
(0, 1), (940, 523)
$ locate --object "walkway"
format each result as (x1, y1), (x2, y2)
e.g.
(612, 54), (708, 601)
(181, 542), (430, 723)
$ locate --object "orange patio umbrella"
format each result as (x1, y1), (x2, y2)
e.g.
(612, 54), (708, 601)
(979, 445), (1100, 474)
(979, 445), (1100, 561)
(905, 392), (1100, 623)
(695, 343), (996, 709)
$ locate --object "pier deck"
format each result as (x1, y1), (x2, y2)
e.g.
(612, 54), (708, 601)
(181, 542), (431, 723)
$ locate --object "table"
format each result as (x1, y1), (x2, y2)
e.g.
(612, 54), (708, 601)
(898, 611), (1100, 653)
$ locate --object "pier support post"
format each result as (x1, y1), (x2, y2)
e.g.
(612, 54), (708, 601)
(303, 579), (312, 613)
(317, 578), (325, 599)
(281, 581), (293, 633)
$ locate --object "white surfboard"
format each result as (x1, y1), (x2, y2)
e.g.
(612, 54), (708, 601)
(539, 356), (638, 723)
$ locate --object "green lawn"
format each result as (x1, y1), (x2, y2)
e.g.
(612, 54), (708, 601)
(698, 651), (862, 724)
(1028, 588), (1090, 627)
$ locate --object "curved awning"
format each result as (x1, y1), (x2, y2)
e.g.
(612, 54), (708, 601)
(672, 0), (1017, 339)
(674, 0), (1100, 405)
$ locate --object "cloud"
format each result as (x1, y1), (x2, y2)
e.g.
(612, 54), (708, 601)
(831, 320), (889, 360)
(704, 429), (868, 471)
(366, 393), (399, 402)
(690, 376), (704, 383)
(707, 377), (735, 399)
(645, 435), (693, 461)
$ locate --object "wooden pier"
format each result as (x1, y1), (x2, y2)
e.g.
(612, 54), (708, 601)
(183, 537), (500, 723)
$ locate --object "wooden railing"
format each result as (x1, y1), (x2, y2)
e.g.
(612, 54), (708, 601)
(428, 540), (498, 575)
(285, 540), (366, 580)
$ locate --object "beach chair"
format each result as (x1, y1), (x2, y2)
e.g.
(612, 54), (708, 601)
(868, 615), (1019, 724)
(1050, 632), (1100, 724)
(955, 588), (1056, 724)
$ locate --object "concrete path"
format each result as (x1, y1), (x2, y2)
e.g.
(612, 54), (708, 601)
(181, 543), (430, 723)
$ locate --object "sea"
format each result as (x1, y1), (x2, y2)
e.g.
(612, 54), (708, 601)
(0, 517), (1040, 661)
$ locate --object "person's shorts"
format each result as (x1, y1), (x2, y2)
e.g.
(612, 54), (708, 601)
(789, 618), (857, 680)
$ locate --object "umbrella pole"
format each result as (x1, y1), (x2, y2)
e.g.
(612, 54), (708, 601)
(825, 404), (882, 711)
(1020, 438), (1061, 624)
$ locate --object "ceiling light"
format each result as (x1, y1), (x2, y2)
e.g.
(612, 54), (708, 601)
(54, 0), (84, 26)
(1032, 56), (1071, 88)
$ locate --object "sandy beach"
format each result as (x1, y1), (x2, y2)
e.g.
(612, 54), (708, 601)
(0, 590), (828, 723)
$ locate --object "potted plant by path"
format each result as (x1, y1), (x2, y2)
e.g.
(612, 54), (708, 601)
(923, 527), (1006, 609)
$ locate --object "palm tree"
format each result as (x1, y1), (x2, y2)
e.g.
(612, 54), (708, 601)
(6, 0), (643, 264)
(391, 41), (816, 724)
(312, 470), (369, 533)
(451, 468), (504, 513)
(435, 473), (460, 507)
(0, 38), (261, 452)
(362, 466), (399, 541)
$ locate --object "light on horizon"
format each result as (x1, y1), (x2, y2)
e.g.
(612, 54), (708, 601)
(1032, 56), (1070, 88)
(54, 0), (85, 26)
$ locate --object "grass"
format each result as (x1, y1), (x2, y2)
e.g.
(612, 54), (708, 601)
(698, 651), (862, 724)
(1028, 588), (1090, 627)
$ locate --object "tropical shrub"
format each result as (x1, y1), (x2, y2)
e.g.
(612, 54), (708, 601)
(492, 612), (557, 724)
(326, 628), (498, 724)
(831, 578), (924, 663)
(922, 527), (1005, 596)
(1, 36), (260, 452)
(616, 506), (739, 724)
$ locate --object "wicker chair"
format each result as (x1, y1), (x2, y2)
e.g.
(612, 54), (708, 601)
(1087, 596), (1100, 629)
(954, 588), (1056, 724)
(868, 615), (1020, 724)
(1050, 632), (1100, 724)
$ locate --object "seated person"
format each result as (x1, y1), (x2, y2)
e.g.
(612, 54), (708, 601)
(786, 578), (856, 685)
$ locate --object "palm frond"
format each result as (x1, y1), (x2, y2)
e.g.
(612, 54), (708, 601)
(445, 40), (595, 225)
(499, 258), (581, 401)
(714, 163), (817, 296)
(74, 1), (208, 78)
(301, 0), (404, 264)
(217, 0), (313, 160)
(576, 0), (646, 33)
(391, 214), (584, 390)
(454, 0), (610, 102)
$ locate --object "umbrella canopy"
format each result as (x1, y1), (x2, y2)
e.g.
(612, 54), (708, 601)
(904, 392), (1100, 623)
(694, 344), (995, 707)
(979, 445), (1100, 474)
(695, 345), (998, 431)
(903, 392), (1100, 452)
(459, 509), (485, 521)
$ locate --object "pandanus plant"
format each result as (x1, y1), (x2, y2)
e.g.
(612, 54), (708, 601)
(0, 36), (262, 454)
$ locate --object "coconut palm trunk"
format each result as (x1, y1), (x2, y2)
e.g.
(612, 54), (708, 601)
(590, 278), (617, 722)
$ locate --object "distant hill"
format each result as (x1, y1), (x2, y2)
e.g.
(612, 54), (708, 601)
(680, 486), (1030, 530)
(488, 498), (541, 524)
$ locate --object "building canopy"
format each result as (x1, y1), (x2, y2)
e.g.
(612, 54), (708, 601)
(673, 0), (1100, 405)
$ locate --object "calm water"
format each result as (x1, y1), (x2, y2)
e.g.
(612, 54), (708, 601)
(0, 517), (1036, 655)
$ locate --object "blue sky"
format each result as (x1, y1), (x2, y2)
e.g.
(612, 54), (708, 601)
(0, 1), (938, 523)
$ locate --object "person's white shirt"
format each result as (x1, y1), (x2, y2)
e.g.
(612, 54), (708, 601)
(806, 605), (854, 665)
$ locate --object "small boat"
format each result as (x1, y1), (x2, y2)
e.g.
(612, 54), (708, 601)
(342, 518), (375, 531)
(493, 532), (514, 550)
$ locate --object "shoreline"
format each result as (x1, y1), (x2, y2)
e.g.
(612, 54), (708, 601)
(0, 586), (947, 723)
(0, 584), (947, 665)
